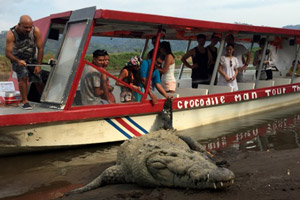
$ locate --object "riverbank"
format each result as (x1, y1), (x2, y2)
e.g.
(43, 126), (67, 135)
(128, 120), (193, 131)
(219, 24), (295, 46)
(59, 148), (300, 200)
(2, 147), (299, 200)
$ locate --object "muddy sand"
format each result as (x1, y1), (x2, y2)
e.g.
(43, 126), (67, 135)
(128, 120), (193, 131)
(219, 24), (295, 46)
(3, 147), (300, 200)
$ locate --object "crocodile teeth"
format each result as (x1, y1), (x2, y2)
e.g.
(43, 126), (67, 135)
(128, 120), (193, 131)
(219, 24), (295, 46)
(231, 180), (234, 184)
(213, 183), (217, 189)
(220, 182), (223, 187)
(207, 173), (210, 182)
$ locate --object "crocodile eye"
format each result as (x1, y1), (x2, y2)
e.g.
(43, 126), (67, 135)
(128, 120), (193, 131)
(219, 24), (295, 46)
(151, 161), (166, 169)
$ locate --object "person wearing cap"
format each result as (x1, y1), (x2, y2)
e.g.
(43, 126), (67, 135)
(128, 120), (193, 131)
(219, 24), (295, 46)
(116, 56), (143, 102)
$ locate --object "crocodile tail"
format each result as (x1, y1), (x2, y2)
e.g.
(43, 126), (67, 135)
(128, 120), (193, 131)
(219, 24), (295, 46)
(64, 165), (126, 196)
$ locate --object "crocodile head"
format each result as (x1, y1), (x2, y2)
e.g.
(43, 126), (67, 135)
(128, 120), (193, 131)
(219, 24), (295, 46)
(135, 147), (234, 189)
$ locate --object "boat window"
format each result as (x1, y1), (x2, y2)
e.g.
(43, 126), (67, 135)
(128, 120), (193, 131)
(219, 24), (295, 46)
(73, 36), (152, 106)
(42, 22), (87, 104)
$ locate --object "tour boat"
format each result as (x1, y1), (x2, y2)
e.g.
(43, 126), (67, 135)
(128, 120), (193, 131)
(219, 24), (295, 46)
(1, 6), (300, 155)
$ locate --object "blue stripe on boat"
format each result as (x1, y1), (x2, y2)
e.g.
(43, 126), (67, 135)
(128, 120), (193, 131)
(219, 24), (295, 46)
(105, 118), (132, 139)
(125, 116), (148, 134)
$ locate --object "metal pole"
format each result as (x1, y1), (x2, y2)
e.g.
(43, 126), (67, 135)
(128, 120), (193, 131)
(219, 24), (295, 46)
(291, 42), (300, 83)
(178, 40), (191, 79)
(255, 36), (269, 89)
(140, 38), (149, 59)
(209, 33), (226, 89)
(141, 28), (162, 102)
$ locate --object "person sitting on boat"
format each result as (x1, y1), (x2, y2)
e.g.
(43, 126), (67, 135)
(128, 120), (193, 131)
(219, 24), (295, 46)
(253, 38), (274, 80)
(146, 36), (160, 60)
(217, 43), (239, 91)
(287, 60), (300, 77)
(5, 15), (44, 110)
(223, 34), (251, 82)
(156, 41), (176, 93)
(80, 49), (110, 105)
(139, 52), (173, 104)
(103, 50), (116, 103)
(116, 56), (143, 102)
(181, 34), (212, 88)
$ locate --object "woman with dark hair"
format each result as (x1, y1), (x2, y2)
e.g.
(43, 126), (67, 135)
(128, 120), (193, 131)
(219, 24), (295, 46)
(116, 56), (143, 102)
(157, 41), (176, 93)
(217, 43), (239, 91)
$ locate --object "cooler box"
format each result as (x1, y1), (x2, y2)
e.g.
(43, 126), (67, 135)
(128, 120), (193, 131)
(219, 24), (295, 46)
(0, 81), (21, 104)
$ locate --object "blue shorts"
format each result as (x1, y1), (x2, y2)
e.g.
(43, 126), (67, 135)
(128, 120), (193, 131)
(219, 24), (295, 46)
(12, 64), (42, 83)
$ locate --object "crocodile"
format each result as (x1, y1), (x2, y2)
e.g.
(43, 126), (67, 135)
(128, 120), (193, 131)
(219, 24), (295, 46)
(66, 130), (235, 195)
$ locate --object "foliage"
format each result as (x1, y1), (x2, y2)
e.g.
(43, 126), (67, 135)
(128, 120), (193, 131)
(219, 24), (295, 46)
(0, 55), (11, 72)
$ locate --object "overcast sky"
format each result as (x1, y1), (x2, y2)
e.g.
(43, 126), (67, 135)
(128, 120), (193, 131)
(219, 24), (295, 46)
(0, 0), (299, 31)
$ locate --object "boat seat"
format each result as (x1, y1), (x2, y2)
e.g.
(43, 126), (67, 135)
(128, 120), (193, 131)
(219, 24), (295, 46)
(243, 74), (255, 81)
(209, 85), (233, 94)
(238, 82), (255, 91)
(273, 77), (291, 86)
(292, 77), (300, 83)
(176, 78), (192, 88)
(198, 84), (233, 94)
(255, 80), (274, 88)
(176, 87), (208, 97)
(197, 84), (210, 90)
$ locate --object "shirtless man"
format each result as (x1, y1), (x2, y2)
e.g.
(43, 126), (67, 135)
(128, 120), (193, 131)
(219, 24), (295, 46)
(5, 15), (44, 110)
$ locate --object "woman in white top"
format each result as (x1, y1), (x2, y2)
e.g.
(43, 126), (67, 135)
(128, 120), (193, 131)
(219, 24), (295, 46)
(218, 43), (239, 91)
(157, 41), (176, 93)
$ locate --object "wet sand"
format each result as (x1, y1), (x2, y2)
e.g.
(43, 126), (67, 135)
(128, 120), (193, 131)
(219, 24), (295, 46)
(3, 147), (300, 200)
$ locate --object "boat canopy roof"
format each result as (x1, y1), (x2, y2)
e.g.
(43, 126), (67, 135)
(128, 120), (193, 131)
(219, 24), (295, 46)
(35, 7), (300, 42)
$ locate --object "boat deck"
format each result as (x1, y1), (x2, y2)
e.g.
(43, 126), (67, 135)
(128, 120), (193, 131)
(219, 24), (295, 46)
(0, 102), (60, 115)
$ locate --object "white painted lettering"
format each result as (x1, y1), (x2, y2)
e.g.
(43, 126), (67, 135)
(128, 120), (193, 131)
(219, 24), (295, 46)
(265, 89), (271, 96)
(177, 101), (183, 109)
(195, 99), (200, 107)
(184, 101), (189, 108)
(243, 93), (249, 100)
(220, 96), (225, 104)
(200, 99), (205, 106)
(251, 92), (258, 99)
(206, 98), (211, 106)
(190, 100), (195, 108)
(215, 97), (219, 104)
(235, 94), (242, 102)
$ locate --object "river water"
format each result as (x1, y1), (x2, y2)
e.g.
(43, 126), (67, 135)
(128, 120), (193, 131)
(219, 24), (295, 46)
(0, 103), (300, 199)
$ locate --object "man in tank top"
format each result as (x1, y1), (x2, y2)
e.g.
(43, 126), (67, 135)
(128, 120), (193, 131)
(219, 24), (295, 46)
(181, 34), (212, 88)
(5, 15), (44, 110)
